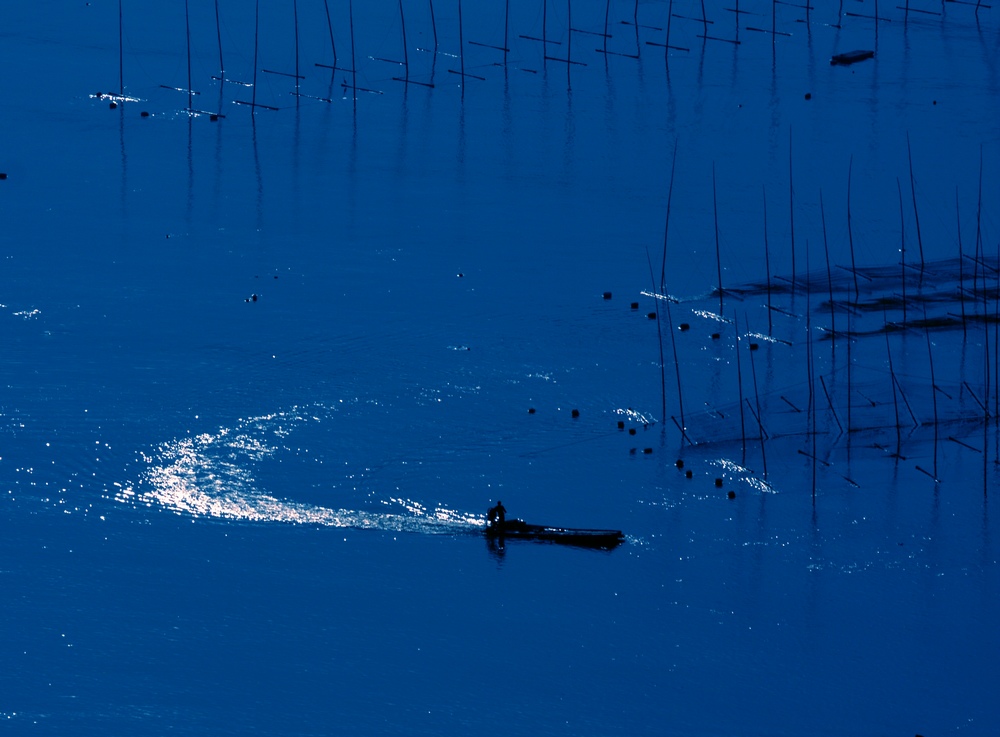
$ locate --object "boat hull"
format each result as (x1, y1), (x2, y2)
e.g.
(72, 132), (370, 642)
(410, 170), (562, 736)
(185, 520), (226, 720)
(485, 519), (624, 549)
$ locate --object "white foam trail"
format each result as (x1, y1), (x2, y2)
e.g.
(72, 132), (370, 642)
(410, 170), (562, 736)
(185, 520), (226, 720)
(115, 408), (484, 534)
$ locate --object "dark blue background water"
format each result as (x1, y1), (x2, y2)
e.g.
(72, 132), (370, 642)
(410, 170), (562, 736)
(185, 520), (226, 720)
(2, 1), (998, 734)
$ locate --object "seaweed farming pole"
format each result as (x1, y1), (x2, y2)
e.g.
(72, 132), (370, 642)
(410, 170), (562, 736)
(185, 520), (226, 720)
(735, 313), (747, 464)
(119, 0), (124, 97)
(350, 0), (357, 100)
(820, 190), (836, 350)
(660, 141), (679, 293)
(665, 300), (688, 444)
(185, 0), (193, 110)
(763, 186), (773, 335)
(806, 241), (816, 500)
(897, 179), (907, 324)
(713, 163), (724, 315)
(747, 317), (768, 477)
(214, 0), (226, 75)
(907, 133), (925, 267)
(252, 0), (260, 107)
(789, 128), (797, 294)
(323, 0), (337, 68)
(294, 0), (301, 91)
(647, 249), (668, 423)
(427, 0), (437, 48)
(847, 155), (859, 301)
(505, 0), (510, 65)
(883, 307), (903, 457)
(846, 310), (852, 436)
(957, 188), (967, 338)
(923, 303), (939, 479)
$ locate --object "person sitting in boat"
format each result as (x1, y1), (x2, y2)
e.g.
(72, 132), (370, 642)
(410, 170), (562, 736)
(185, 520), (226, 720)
(486, 500), (507, 529)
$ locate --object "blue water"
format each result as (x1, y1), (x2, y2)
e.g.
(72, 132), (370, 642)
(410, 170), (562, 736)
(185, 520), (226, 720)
(2, 1), (998, 734)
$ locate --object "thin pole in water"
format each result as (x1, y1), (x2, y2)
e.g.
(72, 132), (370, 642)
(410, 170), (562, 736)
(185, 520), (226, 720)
(294, 0), (301, 92)
(907, 133), (925, 268)
(504, 0), (510, 65)
(647, 249), (669, 424)
(747, 318), (767, 476)
(665, 300), (688, 444)
(660, 141), (678, 293)
(185, 0), (192, 110)
(119, 0), (125, 96)
(763, 185), (773, 335)
(923, 302), (938, 479)
(820, 189), (836, 351)
(323, 0), (337, 69)
(735, 312), (747, 465)
(252, 0), (260, 108)
(883, 306), (902, 457)
(350, 0), (357, 100)
(429, 0), (438, 48)
(897, 178), (907, 325)
(789, 127), (796, 294)
(847, 155), (859, 300)
(713, 162), (724, 315)
(957, 188), (967, 338)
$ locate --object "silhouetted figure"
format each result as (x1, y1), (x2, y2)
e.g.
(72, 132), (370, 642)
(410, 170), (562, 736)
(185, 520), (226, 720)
(486, 500), (507, 529)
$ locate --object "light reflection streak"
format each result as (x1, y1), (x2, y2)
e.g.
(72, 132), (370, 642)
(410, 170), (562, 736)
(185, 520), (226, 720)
(115, 408), (485, 534)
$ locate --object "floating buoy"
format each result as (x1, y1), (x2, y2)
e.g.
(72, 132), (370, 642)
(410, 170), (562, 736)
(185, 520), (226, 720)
(140, 110), (150, 117)
(109, 101), (118, 109)
(628, 428), (636, 436)
(617, 420), (625, 429)
(603, 291), (612, 300)
(251, 294), (258, 302)
(643, 447), (652, 454)
(571, 409), (580, 418)
(749, 343), (759, 351)
(679, 323), (690, 331)
(647, 312), (657, 320)
(727, 490), (736, 499)
(711, 332), (720, 340)
(685, 470), (693, 479)
(804, 92), (812, 100)
(714, 478), (723, 487)
(675, 459), (684, 469)
(630, 302), (638, 310)
(210, 114), (219, 122)
(528, 408), (536, 414)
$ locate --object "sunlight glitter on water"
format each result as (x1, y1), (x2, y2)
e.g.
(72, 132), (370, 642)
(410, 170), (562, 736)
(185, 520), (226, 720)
(114, 407), (484, 534)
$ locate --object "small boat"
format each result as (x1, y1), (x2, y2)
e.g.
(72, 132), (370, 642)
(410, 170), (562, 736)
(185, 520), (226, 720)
(485, 518), (624, 549)
(830, 49), (875, 66)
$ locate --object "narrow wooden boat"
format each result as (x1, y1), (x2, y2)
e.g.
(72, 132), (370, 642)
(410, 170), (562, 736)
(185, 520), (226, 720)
(485, 518), (624, 549)
(830, 50), (875, 66)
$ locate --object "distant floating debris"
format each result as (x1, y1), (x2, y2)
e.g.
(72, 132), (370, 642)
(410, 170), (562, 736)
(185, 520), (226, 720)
(830, 50), (875, 66)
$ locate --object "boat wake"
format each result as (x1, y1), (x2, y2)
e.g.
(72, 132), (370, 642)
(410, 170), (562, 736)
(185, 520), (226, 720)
(113, 406), (485, 535)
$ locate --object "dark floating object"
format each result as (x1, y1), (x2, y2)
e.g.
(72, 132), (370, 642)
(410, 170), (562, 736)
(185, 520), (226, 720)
(571, 409), (580, 418)
(457, 272), (464, 277)
(0, 173), (6, 180)
(647, 312), (657, 320)
(628, 428), (636, 435)
(629, 448), (636, 455)
(603, 291), (612, 300)
(486, 519), (624, 549)
(804, 92), (812, 100)
(643, 447), (652, 454)
(210, 114), (219, 122)
(109, 101), (118, 109)
(617, 420), (625, 429)
(140, 110), (149, 117)
(675, 459), (684, 469)
(830, 49), (874, 66)
(749, 343), (759, 351)
(679, 323), (690, 331)
(714, 478), (723, 487)
(711, 332), (720, 340)
(727, 490), (736, 500)
(528, 407), (536, 414)
(630, 302), (639, 310)
(685, 470), (693, 478)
